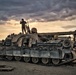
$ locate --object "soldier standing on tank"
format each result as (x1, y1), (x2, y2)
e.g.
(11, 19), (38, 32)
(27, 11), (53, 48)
(26, 25), (30, 34)
(20, 19), (27, 34)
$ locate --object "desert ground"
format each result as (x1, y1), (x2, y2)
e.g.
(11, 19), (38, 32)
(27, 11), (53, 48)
(0, 58), (76, 75)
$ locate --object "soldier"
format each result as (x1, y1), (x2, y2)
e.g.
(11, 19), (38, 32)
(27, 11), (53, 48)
(26, 25), (30, 34)
(28, 28), (41, 47)
(54, 35), (58, 40)
(20, 19), (27, 34)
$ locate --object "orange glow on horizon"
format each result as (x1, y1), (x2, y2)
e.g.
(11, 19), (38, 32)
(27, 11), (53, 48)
(0, 19), (76, 40)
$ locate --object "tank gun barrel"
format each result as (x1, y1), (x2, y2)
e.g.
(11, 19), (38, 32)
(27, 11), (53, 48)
(39, 30), (76, 35)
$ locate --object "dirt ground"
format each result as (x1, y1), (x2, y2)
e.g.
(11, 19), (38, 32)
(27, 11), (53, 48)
(0, 59), (76, 75)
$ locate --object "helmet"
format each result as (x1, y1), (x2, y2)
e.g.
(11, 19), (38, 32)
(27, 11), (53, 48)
(31, 28), (37, 33)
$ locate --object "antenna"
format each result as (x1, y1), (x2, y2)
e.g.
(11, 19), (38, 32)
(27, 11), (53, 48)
(26, 20), (29, 26)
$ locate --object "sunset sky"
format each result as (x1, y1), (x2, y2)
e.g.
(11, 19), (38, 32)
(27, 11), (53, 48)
(0, 0), (76, 40)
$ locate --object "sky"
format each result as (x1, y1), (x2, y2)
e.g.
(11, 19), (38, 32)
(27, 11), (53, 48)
(0, 0), (76, 40)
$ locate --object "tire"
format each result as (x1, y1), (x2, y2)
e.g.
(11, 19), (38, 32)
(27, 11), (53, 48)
(6, 56), (13, 61)
(32, 57), (39, 64)
(23, 57), (30, 63)
(41, 58), (49, 64)
(63, 40), (71, 48)
(51, 58), (61, 65)
(14, 56), (21, 61)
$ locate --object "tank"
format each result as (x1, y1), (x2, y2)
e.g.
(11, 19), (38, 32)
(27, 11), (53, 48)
(0, 28), (75, 65)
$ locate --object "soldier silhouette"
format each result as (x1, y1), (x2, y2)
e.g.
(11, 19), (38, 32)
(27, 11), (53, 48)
(26, 25), (30, 34)
(20, 19), (27, 34)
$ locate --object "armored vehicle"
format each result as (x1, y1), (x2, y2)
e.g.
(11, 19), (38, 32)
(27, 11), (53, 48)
(0, 28), (76, 65)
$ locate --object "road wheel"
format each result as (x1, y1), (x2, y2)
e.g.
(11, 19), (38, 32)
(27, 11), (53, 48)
(51, 58), (61, 65)
(41, 58), (49, 64)
(6, 56), (13, 61)
(32, 57), (39, 64)
(23, 57), (30, 63)
(14, 56), (21, 61)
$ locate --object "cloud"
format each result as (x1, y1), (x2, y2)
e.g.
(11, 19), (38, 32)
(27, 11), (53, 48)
(0, 15), (9, 25)
(0, 0), (76, 24)
(0, 16), (9, 21)
(62, 25), (76, 29)
(0, 21), (6, 25)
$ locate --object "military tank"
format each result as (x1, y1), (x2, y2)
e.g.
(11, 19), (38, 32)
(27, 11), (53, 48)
(0, 28), (75, 65)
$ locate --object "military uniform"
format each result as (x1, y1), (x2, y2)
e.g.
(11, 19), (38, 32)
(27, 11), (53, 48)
(20, 19), (27, 34)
